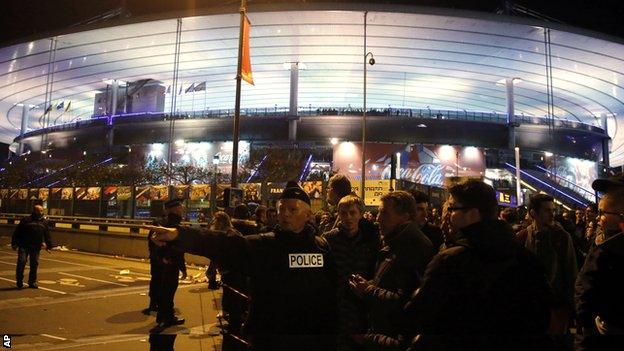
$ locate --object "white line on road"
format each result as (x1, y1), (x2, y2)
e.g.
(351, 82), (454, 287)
(40, 334), (67, 341)
(0, 276), (67, 295)
(0, 249), (153, 276)
(58, 272), (128, 287)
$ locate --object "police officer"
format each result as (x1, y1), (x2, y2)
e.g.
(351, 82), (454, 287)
(147, 199), (187, 334)
(11, 204), (52, 289)
(145, 185), (338, 351)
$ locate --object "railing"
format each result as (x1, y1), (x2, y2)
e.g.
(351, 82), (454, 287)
(504, 163), (590, 207)
(18, 106), (605, 139)
(535, 165), (596, 201)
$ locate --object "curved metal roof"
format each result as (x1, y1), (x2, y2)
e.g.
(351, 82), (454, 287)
(1, 5), (623, 163)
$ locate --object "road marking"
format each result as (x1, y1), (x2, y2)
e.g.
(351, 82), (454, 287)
(0, 260), (16, 266)
(40, 334), (67, 341)
(58, 272), (128, 287)
(0, 249), (152, 275)
(0, 276), (67, 295)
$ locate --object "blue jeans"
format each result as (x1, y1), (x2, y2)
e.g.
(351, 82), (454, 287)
(16, 247), (40, 285)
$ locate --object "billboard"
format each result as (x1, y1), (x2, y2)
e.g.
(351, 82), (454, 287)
(148, 141), (250, 173)
(333, 142), (485, 188)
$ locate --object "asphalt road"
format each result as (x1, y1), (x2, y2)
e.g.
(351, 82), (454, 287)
(0, 237), (223, 351)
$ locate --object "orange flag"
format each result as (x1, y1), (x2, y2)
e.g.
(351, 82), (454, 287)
(241, 14), (254, 85)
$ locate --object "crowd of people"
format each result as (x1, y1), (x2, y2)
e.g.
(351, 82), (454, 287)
(143, 172), (624, 351)
(10, 170), (623, 350)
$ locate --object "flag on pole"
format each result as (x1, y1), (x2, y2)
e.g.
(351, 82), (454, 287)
(56, 101), (64, 110)
(178, 84), (184, 95)
(185, 83), (196, 93)
(194, 81), (206, 91)
(241, 14), (254, 85)
(65, 101), (71, 112)
(44, 105), (52, 114)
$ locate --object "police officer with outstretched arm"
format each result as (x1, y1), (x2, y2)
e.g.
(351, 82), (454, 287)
(145, 185), (338, 351)
(146, 199), (187, 334)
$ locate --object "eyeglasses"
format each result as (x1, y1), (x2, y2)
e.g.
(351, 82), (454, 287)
(447, 206), (471, 212)
(598, 209), (624, 217)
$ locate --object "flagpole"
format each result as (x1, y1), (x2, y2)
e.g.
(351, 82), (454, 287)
(231, 0), (246, 188)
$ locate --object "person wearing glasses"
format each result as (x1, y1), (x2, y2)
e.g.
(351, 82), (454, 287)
(516, 194), (578, 336)
(575, 174), (624, 348)
(401, 180), (553, 350)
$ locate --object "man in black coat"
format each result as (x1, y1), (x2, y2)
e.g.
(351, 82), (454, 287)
(12, 205), (52, 289)
(349, 191), (434, 348)
(146, 199), (187, 334)
(145, 185), (338, 351)
(575, 174), (624, 350)
(402, 180), (553, 351)
(410, 189), (444, 252)
(323, 194), (381, 351)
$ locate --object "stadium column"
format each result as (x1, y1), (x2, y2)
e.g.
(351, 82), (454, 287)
(18, 104), (29, 154)
(289, 62), (299, 141)
(601, 113), (610, 168)
(507, 78), (523, 206)
(107, 80), (119, 151)
(506, 78), (516, 149)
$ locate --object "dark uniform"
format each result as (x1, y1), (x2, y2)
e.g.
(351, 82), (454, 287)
(148, 214), (186, 326)
(169, 187), (338, 351)
(11, 212), (52, 288)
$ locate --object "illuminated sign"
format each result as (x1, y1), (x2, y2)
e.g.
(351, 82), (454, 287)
(496, 191), (517, 207)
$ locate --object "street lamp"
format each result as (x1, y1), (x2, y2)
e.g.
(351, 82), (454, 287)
(361, 10), (375, 200)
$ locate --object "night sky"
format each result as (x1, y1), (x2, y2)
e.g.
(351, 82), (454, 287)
(1, 0), (623, 45)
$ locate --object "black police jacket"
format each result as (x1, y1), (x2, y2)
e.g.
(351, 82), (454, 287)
(149, 216), (186, 274)
(12, 215), (52, 250)
(174, 223), (338, 351)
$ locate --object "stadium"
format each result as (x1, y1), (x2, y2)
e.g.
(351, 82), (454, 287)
(1, 1), (624, 215)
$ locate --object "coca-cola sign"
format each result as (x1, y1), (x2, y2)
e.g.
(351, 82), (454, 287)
(333, 142), (484, 188)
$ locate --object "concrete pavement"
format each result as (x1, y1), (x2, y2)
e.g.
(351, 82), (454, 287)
(0, 237), (223, 350)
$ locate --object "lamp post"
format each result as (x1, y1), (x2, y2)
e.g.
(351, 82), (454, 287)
(361, 11), (375, 199)
(211, 155), (220, 214)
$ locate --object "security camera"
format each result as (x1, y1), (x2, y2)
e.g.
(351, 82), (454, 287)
(368, 57), (375, 65)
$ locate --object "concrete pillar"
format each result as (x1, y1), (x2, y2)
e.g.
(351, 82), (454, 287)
(110, 80), (119, 117)
(289, 63), (299, 141)
(506, 78), (516, 149)
(289, 63), (299, 116)
(600, 113), (610, 168)
(18, 104), (29, 154)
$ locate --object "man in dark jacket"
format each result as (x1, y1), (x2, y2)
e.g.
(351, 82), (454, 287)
(349, 190), (434, 348)
(517, 194), (578, 334)
(145, 184), (338, 351)
(12, 205), (52, 289)
(575, 174), (624, 350)
(401, 180), (553, 351)
(323, 194), (381, 351)
(319, 174), (353, 234)
(410, 189), (444, 252)
(147, 199), (187, 334)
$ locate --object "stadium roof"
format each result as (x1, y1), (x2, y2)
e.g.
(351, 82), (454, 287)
(1, 3), (624, 163)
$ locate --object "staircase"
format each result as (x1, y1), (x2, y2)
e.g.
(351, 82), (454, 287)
(504, 163), (594, 208)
